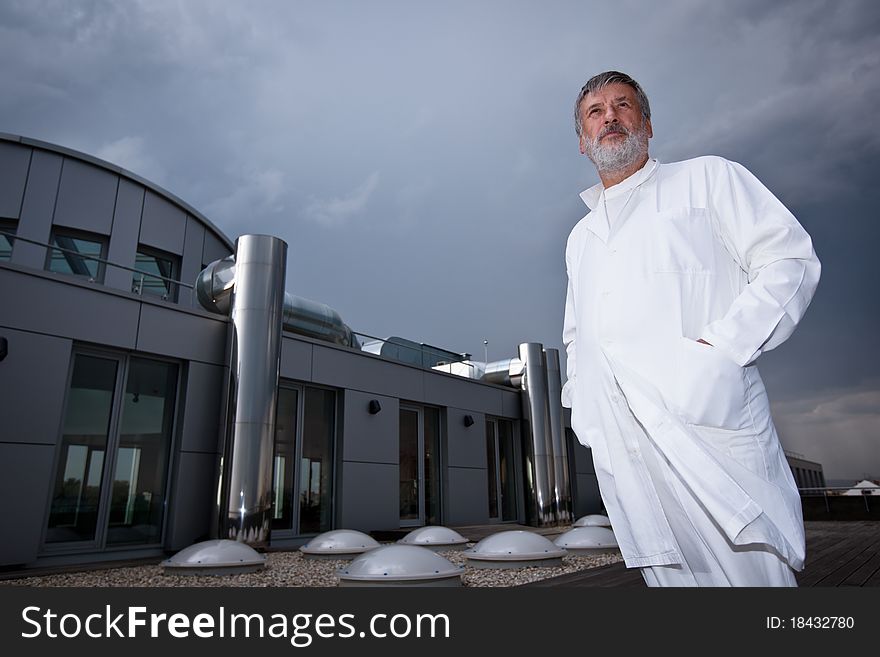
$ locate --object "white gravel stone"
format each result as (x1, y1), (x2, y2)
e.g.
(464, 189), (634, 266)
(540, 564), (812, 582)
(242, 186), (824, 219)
(0, 543), (623, 588)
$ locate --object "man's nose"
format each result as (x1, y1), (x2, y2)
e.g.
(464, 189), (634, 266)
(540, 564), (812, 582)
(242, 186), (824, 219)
(603, 106), (619, 123)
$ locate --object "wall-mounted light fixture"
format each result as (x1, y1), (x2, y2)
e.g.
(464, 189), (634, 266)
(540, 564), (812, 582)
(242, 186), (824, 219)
(368, 399), (382, 415)
(463, 414), (475, 427)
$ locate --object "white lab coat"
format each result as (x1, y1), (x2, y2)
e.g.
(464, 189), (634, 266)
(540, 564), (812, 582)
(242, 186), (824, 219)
(562, 155), (820, 571)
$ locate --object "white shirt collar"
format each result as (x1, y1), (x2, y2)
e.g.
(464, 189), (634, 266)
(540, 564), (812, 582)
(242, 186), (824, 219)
(579, 158), (660, 210)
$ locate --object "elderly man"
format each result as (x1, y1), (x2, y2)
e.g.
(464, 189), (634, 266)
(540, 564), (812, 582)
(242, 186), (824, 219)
(562, 71), (820, 587)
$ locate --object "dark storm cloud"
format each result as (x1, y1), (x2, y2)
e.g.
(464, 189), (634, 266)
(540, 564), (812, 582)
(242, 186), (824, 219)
(1, 0), (876, 478)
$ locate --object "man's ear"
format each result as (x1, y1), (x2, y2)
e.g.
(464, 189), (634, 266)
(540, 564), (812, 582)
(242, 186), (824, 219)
(578, 135), (587, 155)
(646, 117), (653, 139)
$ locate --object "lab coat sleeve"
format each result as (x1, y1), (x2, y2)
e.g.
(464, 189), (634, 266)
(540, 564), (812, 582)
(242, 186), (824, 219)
(700, 158), (821, 366)
(561, 237), (577, 408)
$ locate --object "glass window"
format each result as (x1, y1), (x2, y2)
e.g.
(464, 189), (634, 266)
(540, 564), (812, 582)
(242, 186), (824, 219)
(46, 352), (179, 549)
(423, 406), (441, 525)
(46, 354), (118, 544)
(106, 358), (178, 546)
(272, 388), (299, 531)
(46, 232), (105, 281)
(132, 248), (178, 301)
(271, 385), (336, 535)
(0, 221), (15, 261)
(399, 408), (420, 523)
(299, 388), (335, 534)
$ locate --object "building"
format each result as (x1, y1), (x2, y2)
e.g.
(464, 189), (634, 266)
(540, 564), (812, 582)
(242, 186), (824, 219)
(784, 451), (826, 491)
(0, 133), (601, 570)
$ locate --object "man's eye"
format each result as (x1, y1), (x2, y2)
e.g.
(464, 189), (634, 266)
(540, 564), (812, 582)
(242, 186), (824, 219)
(589, 108), (599, 116)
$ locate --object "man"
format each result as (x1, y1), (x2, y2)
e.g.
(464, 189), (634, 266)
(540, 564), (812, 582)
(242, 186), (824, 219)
(562, 71), (821, 587)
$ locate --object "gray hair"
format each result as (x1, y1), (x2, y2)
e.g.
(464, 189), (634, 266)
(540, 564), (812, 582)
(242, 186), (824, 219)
(574, 71), (651, 138)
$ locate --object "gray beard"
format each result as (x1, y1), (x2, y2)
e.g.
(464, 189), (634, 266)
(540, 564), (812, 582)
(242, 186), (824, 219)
(585, 124), (649, 174)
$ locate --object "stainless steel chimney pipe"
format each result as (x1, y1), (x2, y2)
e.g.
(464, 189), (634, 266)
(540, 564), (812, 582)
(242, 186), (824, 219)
(219, 235), (287, 546)
(544, 348), (573, 525)
(517, 343), (557, 527)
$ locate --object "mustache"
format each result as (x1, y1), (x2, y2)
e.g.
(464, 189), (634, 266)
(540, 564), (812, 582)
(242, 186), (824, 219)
(597, 124), (630, 140)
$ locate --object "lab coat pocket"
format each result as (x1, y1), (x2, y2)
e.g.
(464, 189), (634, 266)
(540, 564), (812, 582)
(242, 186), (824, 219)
(670, 336), (751, 430)
(651, 207), (716, 274)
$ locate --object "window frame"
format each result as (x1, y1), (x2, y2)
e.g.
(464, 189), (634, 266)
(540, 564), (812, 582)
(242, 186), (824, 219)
(132, 244), (181, 302)
(44, 228), (108, 283)
(39, 346), (183, 555)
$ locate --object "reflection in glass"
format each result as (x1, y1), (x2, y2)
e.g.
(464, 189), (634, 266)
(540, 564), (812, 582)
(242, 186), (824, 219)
(423, 407), (441, 525)
(47, 234), (104, 281)
(106, 358), (178, 545)
(299, 388), (335, 534)
(132, 250), (176, 300)
(46, 355), (117, 543)
(0, 226), (14, 260)
(497, 419), (517, 521)
(486, 420), (499, 519)
(271, 388), (298, 531)
(399, 408), (420, 523)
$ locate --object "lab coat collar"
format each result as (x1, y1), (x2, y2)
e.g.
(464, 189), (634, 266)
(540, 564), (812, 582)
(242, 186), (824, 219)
(579, 157), (660, 209)
(578, 158), (659, 244)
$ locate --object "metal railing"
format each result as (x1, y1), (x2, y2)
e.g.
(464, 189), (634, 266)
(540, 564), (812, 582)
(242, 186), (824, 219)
(0, 231), (192, 301)
(798, 485), (880, 514)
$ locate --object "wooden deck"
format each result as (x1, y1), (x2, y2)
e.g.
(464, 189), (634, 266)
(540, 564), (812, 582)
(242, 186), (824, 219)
(520, 521), (880, 587)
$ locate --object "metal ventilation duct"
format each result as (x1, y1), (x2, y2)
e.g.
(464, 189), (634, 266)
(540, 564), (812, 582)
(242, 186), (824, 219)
(196, 253), (358, 347)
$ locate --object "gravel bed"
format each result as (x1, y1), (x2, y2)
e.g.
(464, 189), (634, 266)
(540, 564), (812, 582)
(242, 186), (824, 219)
(0, 545), (623, 588)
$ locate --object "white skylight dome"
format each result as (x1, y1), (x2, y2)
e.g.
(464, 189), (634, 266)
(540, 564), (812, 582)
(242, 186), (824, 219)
(463, 530), (566, 569)
(397, 526), (469, 551)
(337, 545), (464, 587)
(161, 539), (266, 576)
(573, 514), (612, 528)
(299, 529), (380, 559)
(553, 527), (619, 555)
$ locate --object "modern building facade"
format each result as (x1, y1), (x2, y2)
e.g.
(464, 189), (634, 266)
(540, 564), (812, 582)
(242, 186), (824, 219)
(0, 134), (602, 569)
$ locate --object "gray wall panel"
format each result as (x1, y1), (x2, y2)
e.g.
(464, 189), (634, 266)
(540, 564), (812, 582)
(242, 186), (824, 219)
(446, 408), (486, 469)
(338, 461), (399, 532)
(137, 303), (228, 364)
(341, 390), (398, 464)
(53, 158), (118, 235)
(202, 230), (230, 266)
(574, 473), (602, 517)
(1, 269), (139, 347)
(139, 190), (186, 255)
(424, 373), (502, 414)
(180, 216), (205, 308)
(500, 389), (523, 419)
(0, 327), (71, 446)
(0, 141), (31, 219)
(313, 345), (424, 400)
(105, 179), (144, 292)
(12, 150), (61, 268)
(445, 466), (489, 525)
(0, 443), (55, 566)
(280, 337), (313, 382)
(179, 362), (226, 453)
(166, 451), (219, 550)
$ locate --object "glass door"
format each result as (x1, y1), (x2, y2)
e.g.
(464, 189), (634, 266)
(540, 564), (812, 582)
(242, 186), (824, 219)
(486, 418), (518, 523)
(45, 352), (179, 550)
(399, 406), (423, 527)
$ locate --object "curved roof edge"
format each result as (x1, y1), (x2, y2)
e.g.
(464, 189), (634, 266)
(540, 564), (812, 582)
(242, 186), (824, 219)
(0, 131), (234, 252)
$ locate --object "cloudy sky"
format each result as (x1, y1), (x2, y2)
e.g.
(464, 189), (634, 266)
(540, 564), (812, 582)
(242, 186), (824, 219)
(1, 0), (877, 482)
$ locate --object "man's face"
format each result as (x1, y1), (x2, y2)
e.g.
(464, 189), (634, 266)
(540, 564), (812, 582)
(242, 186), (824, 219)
(578, 82), (652, 172)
